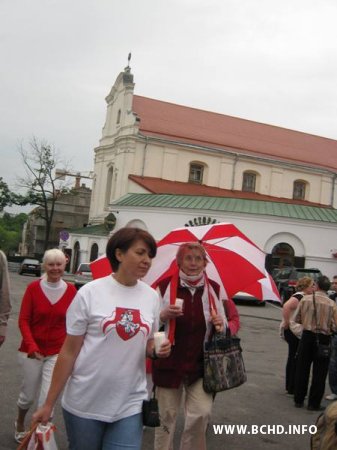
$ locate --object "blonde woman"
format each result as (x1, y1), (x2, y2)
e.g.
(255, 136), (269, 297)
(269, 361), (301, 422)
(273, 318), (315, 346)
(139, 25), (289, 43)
(14, 249), (77, 443)
(282, 276), (315, 395)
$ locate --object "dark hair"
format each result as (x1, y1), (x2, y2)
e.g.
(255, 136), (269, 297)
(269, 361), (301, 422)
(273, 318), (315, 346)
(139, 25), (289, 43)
(317, 275), (331, 292)
(106, 227), (157, 271)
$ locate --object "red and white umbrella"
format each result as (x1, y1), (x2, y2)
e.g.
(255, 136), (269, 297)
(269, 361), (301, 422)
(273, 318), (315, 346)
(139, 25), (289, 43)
(142, 222), (267, 300)
(243, 270), (281, 303)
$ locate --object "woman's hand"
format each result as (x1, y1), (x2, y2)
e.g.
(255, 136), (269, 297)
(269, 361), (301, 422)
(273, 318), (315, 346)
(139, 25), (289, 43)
(32, 404), (53, 426)
(211, 313), (224, 333)
(160, 305), (183, 322)
(147, 338), (171, 359)
(156, 339), (171, 359)
(28, 351), (44, 360)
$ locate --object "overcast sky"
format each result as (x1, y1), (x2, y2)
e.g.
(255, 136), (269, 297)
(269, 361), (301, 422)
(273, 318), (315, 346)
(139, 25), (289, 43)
(1, 0), (337, 212)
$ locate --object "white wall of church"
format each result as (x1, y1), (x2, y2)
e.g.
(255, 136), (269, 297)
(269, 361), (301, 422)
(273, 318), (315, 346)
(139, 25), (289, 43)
(92, 136), (334, 223)
(109, 207), (337, 279)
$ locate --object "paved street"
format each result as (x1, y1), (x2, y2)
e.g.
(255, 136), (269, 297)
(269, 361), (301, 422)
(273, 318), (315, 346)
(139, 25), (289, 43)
(0, 272), (327, 450)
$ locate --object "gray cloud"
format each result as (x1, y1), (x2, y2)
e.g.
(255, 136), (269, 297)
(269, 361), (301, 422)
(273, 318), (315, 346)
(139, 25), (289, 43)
(1, 0), (337, 202)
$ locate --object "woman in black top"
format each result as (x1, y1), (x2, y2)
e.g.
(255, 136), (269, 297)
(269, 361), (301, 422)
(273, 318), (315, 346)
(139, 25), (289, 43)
(281, 276), (315, 395)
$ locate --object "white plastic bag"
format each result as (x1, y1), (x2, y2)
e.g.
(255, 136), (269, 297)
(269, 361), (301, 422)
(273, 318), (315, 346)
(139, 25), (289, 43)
(26, 422), (58, 450)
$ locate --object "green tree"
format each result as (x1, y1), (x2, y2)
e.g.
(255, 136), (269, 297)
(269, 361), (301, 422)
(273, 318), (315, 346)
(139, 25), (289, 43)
(0, 213), (28, 254)
(0, 177), (12, 210)
(13, 137), (71, 251)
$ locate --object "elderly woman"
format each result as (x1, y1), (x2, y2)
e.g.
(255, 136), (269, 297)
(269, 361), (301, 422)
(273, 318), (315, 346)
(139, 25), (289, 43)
(33, 228), (171, 450)
(15, 249), (77, 443)
(281, 276), (315, 395)
(153, 242), (240, 450)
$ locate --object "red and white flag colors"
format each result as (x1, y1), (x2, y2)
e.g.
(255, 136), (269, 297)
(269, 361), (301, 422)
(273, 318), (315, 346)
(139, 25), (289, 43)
(243, 269), (281, 303)
(142, 222), (267, 300)
(90, 254), (112, 279)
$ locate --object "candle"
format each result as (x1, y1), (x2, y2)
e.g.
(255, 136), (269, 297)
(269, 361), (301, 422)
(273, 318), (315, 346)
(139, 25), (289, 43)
(154, 331), (166, 353)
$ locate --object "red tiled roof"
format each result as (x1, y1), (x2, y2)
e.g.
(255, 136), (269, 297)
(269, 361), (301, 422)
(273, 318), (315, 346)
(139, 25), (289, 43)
(128, 175), (330, 208)
(132, 96), (337, 171)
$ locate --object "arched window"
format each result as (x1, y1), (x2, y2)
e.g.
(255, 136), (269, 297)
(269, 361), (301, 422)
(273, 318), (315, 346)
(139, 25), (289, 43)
(293, 180), (306, 200)
(72, 242), (80, 273)
(242, 171), (257, 192)
(90, 243), (98, 262)
(116, 109), (121, 124)
(271, 242), (295, 268)
(189, 163), (204, 184)
(105, 166), (114, 206)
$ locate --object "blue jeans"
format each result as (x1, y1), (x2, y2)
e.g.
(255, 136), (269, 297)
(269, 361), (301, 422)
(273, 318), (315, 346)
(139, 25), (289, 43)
(329, 335), (337, 394)
(62, 409), (143, 450)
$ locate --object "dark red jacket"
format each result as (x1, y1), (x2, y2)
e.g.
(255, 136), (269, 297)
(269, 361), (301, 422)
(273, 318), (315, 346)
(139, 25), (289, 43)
(152, 277), (240, 388)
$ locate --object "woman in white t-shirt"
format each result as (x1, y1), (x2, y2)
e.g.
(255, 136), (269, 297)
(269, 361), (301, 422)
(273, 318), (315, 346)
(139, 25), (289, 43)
(33, 227), (171, 450)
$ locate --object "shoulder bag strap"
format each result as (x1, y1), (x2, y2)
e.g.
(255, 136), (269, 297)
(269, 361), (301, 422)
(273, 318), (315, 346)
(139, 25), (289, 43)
(312, 291), (320, 345)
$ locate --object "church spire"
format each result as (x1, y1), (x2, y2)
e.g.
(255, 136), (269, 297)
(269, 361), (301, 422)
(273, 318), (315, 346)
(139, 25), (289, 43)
(125, 52), (132, 72)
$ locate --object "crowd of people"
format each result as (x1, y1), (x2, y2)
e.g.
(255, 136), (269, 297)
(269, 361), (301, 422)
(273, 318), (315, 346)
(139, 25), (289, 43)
(281, 274), (337, 412)
(1, 228), (337, 449)
(0, 229), (241, 450)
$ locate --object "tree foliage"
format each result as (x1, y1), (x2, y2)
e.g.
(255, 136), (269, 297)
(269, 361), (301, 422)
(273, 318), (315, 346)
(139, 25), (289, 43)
(0, 177), (12, 210)
(13, 137), (71, 251)
(0, 212), (28, 254)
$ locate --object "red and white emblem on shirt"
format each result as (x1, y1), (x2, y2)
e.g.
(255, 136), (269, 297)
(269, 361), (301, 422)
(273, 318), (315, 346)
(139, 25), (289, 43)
(102, 307), (150, 341)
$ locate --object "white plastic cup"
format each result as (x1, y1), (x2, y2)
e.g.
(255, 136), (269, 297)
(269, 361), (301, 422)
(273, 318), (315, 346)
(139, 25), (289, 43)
(154, 331), (166, 353)
(175, 298), (184, 311)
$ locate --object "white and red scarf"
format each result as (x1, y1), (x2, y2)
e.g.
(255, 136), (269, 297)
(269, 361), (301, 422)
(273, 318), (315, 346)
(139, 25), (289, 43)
(158, 269), (227, 344)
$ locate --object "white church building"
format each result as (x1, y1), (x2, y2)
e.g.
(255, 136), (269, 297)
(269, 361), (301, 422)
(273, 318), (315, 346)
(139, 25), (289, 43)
(68, 65), (337, 278)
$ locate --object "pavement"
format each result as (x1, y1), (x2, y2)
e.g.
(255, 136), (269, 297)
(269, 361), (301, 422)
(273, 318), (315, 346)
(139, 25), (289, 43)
(0, 273), (329, 450)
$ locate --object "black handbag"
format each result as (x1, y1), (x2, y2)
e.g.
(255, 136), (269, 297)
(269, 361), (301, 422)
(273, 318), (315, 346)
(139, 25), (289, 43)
(313, 291), (331, 360)
(142, 388), (160, 427)
(203, 329), (247, 394)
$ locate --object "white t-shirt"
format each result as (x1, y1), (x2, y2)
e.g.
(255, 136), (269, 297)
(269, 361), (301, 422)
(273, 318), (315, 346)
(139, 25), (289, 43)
(62, 275), (159, 422)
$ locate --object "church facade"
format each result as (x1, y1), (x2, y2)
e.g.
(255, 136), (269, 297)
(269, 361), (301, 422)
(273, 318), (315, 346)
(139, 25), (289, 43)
(68, 66), (337, 278)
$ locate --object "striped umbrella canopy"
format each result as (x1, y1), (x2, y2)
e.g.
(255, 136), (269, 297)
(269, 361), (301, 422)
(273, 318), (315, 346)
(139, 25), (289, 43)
(142, 222), (267, 300)
(242, 269), (281, 303)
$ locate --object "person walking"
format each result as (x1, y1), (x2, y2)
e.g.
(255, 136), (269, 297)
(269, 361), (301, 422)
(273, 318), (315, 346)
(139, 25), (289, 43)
(293, 276), (337, 411)
(33, 227), (171, 450)
(326, 275), (337, 401)
(15, 249), (77, 443)
(0, 249), (11, 348)
(153, 242), (240, 450)
(281, 277), (315, 395)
